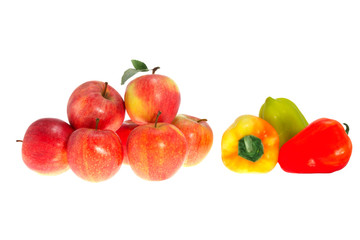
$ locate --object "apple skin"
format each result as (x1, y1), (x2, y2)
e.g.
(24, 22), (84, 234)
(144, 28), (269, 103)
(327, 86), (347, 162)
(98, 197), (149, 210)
(124, 74), (180, 125)
(21, 118), (74, 175)
(127, 123), (187, 181)
(67, 81), (125, 131)
(67, 127), (123, 182)
(115, 120), (139, 165)
(172, 114), (213, 167)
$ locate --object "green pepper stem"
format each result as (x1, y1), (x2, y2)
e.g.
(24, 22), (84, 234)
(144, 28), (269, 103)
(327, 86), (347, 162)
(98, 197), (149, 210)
(238, 135), (264, 162)
(343, 123), (350, 135)
(244, 136), (254, 152)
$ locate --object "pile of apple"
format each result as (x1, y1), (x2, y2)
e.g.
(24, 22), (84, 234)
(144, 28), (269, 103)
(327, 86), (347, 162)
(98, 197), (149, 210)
(18, 60), (213, 182)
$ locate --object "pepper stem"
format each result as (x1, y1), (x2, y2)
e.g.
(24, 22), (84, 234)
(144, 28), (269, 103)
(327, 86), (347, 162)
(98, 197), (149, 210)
(343, 123), (350, 135)
(96, 118), (100, 130)
(154, 111), (162, 128)
(238, 135), (264, 162)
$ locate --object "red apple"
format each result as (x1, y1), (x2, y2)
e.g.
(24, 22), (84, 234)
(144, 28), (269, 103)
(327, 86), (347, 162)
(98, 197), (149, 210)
(172, 114), (213, 167)
(67, 119), (123, 182)
(116, 120), (139, 165)
(67, 81), (125, 131)
(127, 112), (187, 181)
(124, 74), (180, 125)
(19, 118), (74, 175)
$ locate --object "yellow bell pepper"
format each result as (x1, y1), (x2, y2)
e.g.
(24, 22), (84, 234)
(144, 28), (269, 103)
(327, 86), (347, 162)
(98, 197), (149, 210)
(221, 115), (279, 173)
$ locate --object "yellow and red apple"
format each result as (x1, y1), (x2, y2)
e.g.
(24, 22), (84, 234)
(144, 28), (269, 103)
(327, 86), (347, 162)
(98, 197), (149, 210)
(172, 114), (213, 167)
(127, 112), (187, 181)
(124, 74), (180, 125)
(20, 118), (74, 175)
(67, 81), (125, 131)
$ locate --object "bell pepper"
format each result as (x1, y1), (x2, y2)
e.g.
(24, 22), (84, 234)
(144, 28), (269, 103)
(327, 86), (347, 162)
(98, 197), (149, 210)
(221, 115), (279, 173)
(279, 118), (352, 173)
(259, 97), (308, 148)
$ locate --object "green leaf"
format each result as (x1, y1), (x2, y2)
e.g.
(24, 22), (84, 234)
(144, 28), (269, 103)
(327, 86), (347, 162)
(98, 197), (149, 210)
(121, 60), (151, 85)
(121, 68), (142, 85)
(131, 60), (148, 71)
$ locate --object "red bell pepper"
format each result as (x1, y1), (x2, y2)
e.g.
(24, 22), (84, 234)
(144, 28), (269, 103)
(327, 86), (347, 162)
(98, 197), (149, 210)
(278, 118), (352, 173)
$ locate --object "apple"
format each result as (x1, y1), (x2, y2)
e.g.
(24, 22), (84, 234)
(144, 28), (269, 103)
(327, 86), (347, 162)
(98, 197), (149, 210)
(116, 120), (139, 165)
(124, 74), (180, 125)
(19, 118), (74, 175)
(67, 81), (125, 131)
(172, 114), (213, 167)
(67, 119), (123, 182)
(127, 112), (187, 181)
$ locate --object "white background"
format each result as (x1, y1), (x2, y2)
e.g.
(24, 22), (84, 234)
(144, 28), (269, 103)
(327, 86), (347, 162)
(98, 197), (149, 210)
(1, 0), (359, 239)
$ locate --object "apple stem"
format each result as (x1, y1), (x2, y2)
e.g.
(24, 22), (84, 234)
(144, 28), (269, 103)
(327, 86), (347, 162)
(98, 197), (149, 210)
(152, 67), (160, 74)
(197, 119), (208, 123)
(154, 111), (162, 128)
(96, 118), (100, 130)
(16, 140), (23, 143)
(102, 82), (108, 97)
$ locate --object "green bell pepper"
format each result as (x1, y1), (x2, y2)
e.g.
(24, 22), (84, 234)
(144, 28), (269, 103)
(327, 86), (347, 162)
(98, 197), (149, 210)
(259, 97), (308, 148)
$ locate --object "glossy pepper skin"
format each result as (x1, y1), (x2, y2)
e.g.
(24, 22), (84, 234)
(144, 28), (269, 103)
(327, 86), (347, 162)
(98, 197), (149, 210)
(221, 115), (279, 173)
(259, 97), (308, 148)
(279, 118), (352, 173)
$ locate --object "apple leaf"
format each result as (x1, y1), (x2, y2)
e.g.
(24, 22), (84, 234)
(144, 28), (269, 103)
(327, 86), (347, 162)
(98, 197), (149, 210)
(121, 60), (155, 85)
(131, 60), (148, 71)
(121, 68), (143, 85)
